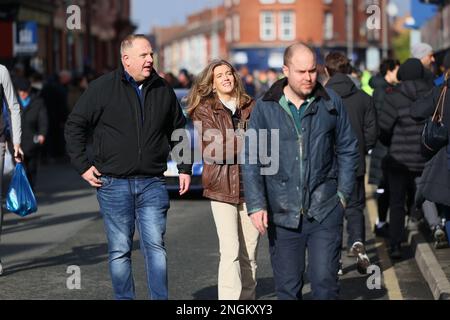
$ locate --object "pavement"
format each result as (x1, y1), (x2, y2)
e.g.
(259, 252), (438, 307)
(365, 182), (450, 300)
(0, 162), (445, 300)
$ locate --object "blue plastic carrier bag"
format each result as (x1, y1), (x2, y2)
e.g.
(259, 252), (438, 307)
(6, 163), (37, 217)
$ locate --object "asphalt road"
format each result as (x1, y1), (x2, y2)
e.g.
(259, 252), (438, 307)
(0, 163), (433, 300)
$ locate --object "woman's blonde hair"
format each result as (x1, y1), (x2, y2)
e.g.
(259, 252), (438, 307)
(187, 59), (252, 117)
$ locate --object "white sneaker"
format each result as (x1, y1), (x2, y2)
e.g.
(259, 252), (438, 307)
(351, 242), (371, 275)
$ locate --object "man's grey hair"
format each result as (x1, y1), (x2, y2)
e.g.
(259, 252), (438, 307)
(120, 34), (149, 56)
(283, 42), (317, 66)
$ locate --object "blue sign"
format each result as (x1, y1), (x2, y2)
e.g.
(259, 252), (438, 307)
(15, 21), (38, 55)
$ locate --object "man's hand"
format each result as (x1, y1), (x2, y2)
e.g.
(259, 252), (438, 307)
(13, 144), (24, 163)
(82, 166), (102, 187)
(179, 173), (191, 196)
(250, 210), (269, 235)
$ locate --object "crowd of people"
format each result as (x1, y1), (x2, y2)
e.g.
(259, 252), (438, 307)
(0, 35), (449, 301)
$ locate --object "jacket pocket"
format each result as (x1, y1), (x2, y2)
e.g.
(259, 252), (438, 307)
(309, 179), (339, 219)
(266, 174), (289, 213)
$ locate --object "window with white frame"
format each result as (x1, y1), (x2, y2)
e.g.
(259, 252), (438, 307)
(279, 11), (295, 41)
(259, 0), (276, 4)
(279, 0), (295, 3)
(260, 11), (276, 41)
(233, 14), (240, 41)
(225, 17), (233, 42)
(324, 12), (333, 40)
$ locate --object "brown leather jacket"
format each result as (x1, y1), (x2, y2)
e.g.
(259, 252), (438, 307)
(192, 98), (255, 204)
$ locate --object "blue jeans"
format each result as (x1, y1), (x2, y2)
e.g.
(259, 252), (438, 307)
(97, 176), (170, 300)
(268, 203), (344, 300)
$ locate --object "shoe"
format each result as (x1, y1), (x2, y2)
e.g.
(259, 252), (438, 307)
(407, 217), (421, 231)
(351, 242), (371, 274)
(433, 225), (449, 249)
(389, 244), (402, 260)
(337, 260), (344, 276)
(374, 223), (389, 238)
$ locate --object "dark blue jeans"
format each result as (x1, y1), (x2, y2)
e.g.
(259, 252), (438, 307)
(268, 203), (344, 300)
(97, 176), (170, 300)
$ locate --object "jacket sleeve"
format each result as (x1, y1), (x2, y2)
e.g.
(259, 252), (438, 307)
(242, 100), (268, 214)
(165, 89), (192, 175)
(363, 95), (378, 152)
(37, 98), (48, 137)
(334, 95), (359, 202)
(64, 83), (102, 175)
(1, 65), (21, 145)
(378, 93), (398, 146)
(411, 86), (439, 121)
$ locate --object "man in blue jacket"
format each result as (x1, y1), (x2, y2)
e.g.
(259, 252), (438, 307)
(243, 43), (358, 300)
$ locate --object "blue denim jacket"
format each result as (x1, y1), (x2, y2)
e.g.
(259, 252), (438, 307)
(243, 79), (359, 229)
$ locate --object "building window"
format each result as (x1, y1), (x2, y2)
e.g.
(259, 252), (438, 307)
(233, 14), (240, 41)
(260, 11), (276, 41)
(279, 11), (295, 41)
(259, 0), (276, 4)
(226, 17), (232, 42)
(323, 0), (332, 4)
(279, 0), (295, 3)
(224, 0), (232, 8)
(233, 0), (240, 5)
(324, 12), (333, 40)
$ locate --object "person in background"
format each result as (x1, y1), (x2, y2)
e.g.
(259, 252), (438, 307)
(325, 52), (378, 275)
(14, 77), (48, 189)
(411, 42), (436, 86)
(368, 59), (400, 237)
(378, 58), (434, 259)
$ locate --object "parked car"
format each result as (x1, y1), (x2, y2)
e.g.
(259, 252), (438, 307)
(164, 89), (203, 193)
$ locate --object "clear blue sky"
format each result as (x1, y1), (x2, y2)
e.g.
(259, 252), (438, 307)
(132, 0), (223, 34)
(132, 0), (411, 34)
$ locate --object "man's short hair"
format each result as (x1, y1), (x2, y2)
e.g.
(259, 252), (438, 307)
(379, 59), (400, 77)
(283, 42), (316, 67)
(325, 52), (351, 77)
(120, 34), (149, 56)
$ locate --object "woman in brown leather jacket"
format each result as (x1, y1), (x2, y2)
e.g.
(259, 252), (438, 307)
(187, 60), (259, 300)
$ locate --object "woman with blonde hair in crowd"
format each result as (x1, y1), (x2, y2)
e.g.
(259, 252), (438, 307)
(187, 60), (259, 300)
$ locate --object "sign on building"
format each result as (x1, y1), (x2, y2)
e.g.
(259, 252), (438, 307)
(14, 21), (38, 55)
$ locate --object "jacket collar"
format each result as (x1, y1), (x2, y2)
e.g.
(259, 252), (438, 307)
(262, 78), (331, 103)
(118, 64), (160, 88)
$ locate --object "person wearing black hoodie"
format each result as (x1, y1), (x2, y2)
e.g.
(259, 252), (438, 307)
(379, 58), (434, 258)
(14, 77), (48, 189)
(412, 51), (450, 248)
(368, 59), (400, 237)
(325, 52), (378, 274)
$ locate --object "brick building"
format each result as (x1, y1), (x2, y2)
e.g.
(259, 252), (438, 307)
(156, 0), (391, 74)
(0, 0), (135, 76)
(225, 0), (390, 71)
(153, 6), (228, 75)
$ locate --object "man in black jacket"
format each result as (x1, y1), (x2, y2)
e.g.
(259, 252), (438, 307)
(65, 35), (191, 300)
(325, 52), (378, 274)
